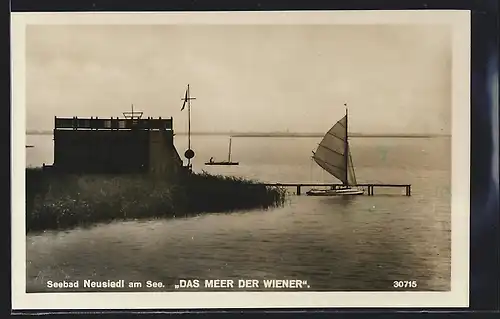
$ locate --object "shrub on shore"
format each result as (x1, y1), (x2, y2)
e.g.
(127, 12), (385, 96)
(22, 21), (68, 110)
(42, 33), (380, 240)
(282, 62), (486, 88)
(25, 168), (286, 233)
(181, 172), (286, 212)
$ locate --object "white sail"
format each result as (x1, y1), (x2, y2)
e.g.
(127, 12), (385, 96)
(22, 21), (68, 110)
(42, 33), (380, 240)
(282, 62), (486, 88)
(312, 114), (357, 185)
(347, 149), (357, 185)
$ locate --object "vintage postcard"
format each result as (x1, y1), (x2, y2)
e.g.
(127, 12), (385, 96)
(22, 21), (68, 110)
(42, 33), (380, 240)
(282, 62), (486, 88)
(11, 10), (470, 310)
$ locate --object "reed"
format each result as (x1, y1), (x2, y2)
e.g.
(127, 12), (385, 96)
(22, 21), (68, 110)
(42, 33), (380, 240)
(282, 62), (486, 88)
(179, 171), (287, 213)
(25, 168), (286, 233)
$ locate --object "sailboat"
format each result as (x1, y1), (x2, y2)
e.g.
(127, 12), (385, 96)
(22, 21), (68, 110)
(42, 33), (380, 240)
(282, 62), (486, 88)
(306, 106), (364, 196)
(205, 137), (239, 166)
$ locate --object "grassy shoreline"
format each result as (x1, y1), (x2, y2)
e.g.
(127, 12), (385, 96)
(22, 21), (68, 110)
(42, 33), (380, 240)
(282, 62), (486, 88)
(26, 168), (286, 233)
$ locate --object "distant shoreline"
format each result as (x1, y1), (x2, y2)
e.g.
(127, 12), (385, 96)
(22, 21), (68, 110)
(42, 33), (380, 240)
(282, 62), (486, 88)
(25, 130), (450, 138)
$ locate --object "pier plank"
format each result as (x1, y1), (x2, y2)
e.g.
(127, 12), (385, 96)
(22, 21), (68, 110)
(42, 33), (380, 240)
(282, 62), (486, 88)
(263, 183), (412, 196)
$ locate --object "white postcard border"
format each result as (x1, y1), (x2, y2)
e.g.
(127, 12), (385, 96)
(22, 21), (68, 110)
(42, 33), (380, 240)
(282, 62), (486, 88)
(11, 10), (470, 310)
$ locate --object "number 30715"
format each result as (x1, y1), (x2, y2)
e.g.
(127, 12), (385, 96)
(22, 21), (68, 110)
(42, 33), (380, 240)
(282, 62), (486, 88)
(393, 280), (417, 288)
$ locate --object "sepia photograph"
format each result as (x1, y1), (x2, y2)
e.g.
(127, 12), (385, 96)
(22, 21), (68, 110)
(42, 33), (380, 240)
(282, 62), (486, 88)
(11, 11), (470, 309)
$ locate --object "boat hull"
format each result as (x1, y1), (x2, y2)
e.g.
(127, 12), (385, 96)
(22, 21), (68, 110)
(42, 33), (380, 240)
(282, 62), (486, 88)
(306, 188), (364, 196)
(204, 162), (239, 166)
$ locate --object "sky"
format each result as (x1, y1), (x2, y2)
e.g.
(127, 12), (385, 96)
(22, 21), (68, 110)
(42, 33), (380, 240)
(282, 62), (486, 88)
(25, 24), (451, 134)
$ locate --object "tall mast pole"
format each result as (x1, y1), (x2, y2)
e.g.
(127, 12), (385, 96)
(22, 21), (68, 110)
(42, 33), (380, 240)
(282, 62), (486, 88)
(188, 84), (191, 169)
(181, 84), (196, 172)
(344, 104), (349, 186)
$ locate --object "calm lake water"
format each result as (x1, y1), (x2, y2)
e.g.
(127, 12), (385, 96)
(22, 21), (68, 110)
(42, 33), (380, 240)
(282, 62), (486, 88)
(25, 135), (451, 292)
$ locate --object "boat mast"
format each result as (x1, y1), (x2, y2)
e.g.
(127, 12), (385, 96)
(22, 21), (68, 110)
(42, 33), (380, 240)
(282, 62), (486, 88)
(344, 104), (349, 186)
(228, 137), (232, 162)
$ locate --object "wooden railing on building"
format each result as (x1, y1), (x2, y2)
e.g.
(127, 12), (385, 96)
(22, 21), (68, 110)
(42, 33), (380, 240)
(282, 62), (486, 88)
(54, 116), (173, 131)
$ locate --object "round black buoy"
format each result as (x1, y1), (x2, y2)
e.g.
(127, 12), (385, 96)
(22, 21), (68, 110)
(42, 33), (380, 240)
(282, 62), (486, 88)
(184, 149), (195, 159)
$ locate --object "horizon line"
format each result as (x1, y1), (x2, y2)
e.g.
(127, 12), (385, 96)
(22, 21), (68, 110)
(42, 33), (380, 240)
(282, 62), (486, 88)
(25, 130), (451, 138)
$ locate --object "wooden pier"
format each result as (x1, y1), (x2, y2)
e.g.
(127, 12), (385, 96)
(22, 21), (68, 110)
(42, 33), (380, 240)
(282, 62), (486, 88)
(263, 183), (411, 196)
